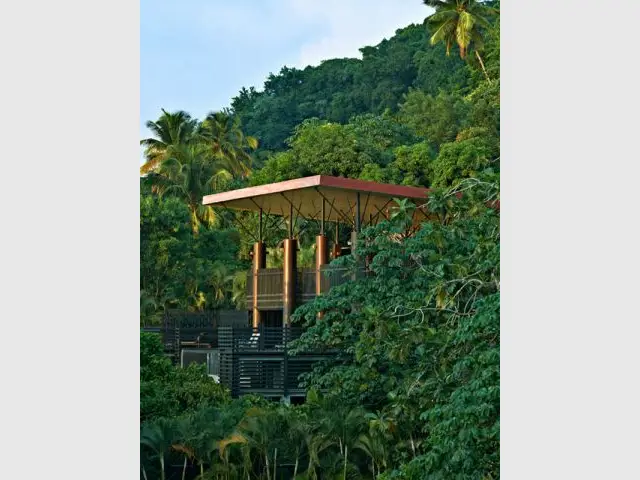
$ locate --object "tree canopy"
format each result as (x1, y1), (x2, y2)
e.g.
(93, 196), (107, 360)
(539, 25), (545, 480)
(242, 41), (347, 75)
(140, 4), (500, 478)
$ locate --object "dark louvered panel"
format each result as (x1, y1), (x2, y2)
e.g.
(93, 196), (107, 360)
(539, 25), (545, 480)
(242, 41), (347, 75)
(215, 325), (333, 399)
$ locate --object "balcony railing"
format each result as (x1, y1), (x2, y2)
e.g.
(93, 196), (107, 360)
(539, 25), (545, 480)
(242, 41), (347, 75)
(246, 265), (365, 309)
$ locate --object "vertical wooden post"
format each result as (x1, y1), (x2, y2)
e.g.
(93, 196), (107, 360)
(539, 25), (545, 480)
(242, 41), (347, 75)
(252, 208), (266, 328)
(316, 198), (328, 319)
(315, 234), (328, 318)
(282, 201), (296, 326)
(252, 241), (266, 328)
(283, 238), (297, 326)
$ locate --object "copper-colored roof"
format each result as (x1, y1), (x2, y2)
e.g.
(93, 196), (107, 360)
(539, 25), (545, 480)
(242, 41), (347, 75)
(202, 175), (430, 225)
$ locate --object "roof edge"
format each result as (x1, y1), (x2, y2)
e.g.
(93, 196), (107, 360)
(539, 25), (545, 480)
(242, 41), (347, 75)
(202, 174), (430, 206)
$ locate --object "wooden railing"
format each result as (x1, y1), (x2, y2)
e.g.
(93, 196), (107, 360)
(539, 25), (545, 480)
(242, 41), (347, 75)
(246, 265), (365, 309)
(254, 268), (284, 309)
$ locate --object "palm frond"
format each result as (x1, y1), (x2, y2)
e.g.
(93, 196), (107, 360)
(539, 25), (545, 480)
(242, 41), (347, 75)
(423, 0), (454, 8)
(429, 19), (456, 46)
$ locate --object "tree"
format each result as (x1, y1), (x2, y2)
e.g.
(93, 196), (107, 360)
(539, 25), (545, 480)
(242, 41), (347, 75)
(290, 180), (499, 477)
(198, 110), (258, 179)
(140, 193), (192, 323)
(389, 141), (435, 187)
(141, 109), (198, 174)
(141, 418), (176, 480)
(140, 332), (230, 423)
(150, 143), (230, 233)
(424, 0), (498, 82)
(226, 408), (283, 480)
(230, 23), (470, 152)
(430, 135), (495, 187)
(139, 10), (501, 478)
(398, 89), (469, 148)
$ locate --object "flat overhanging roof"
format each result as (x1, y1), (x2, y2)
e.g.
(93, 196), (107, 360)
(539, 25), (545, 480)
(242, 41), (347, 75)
(202, 175), (431, 226)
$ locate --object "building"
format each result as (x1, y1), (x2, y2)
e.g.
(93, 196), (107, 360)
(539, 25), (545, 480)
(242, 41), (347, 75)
(165, 175), (431, 402)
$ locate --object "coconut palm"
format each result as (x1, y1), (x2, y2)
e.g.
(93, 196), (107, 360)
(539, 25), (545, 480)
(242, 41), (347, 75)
(141, 109), (199, 174)
(151, 143), (232, 233)
(423, 0), (497, 82)
(198, 110), (258, 179)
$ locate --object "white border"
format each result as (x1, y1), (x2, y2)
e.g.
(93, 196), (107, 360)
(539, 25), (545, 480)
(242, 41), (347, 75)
(1, 0), (139, 478)
(502, 0), (640, 478)
(2, 0), (640, 479)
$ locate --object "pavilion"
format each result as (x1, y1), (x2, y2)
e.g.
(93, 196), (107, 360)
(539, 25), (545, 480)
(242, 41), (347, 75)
(203, 175), (431, 328)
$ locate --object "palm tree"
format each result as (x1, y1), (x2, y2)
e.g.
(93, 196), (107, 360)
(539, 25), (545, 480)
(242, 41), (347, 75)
(221, 407), (280, 480)
(151, 143), (231, 233)
(141, 419), (176, 480)
(174, 407), (237, 480)
(353, 433), (389, 478)
(303, 428), (335, 480)
(198, 111), (258, 179)
(209, 262), (232, 307)
(285, 411), (310, 480)
(365, 410), (397, 440)
(141, 109), (198, 174)
(228, 270), (248, 310)
(140, 289), (158, 326)
(306, 393), (366, 479)
(423, 0), (498, 82)
(171, 417), (196, 480)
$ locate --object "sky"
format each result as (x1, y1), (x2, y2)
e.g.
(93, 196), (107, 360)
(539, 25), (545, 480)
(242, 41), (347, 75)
(140, 0), (431, 154)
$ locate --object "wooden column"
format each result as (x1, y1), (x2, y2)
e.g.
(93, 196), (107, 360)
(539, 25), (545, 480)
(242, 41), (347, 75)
(315, 235), (328, 318)
(316, 198), (328, 298)
(283, 238), (297, 326)
(252, 241), (266, 328)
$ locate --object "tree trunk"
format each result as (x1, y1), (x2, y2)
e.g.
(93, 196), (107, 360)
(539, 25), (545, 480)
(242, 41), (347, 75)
(293, 454), (299, 479)
(273, 448), (277, 480)
(343, 446), (348, 480)
(265, 452), (271, 480)
(141, 465), (149, 480)
(475, 50), (491, 84)
(160, 455), (165, 480)
(182, 457), (187, 480)
(200, 462), (204, 479)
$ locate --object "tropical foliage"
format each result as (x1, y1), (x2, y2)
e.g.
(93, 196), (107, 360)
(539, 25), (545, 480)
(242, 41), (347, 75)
(141, 2), (499, 478)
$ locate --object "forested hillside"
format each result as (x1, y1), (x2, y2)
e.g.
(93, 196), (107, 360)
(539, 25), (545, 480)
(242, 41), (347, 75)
(141, 1), (500, 478)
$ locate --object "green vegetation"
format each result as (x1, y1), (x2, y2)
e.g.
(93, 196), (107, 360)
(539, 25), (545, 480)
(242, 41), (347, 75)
(141, 2), (500, 478)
